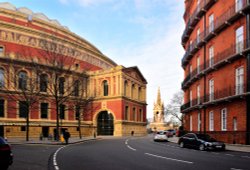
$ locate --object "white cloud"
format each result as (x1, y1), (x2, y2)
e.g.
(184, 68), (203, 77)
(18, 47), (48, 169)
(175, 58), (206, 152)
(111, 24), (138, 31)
(102, 1), (185, 119)
(77, 0), (114, 7)
(59, 0), (68, 4)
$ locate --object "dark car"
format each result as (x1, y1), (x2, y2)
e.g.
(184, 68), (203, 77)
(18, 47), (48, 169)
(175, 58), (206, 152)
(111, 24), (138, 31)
(178, 133), (225, 151)
(0, 137), (13, 169)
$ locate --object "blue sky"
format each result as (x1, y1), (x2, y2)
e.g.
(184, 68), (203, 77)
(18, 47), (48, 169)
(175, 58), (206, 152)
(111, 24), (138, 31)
(2, 0), (185, 119)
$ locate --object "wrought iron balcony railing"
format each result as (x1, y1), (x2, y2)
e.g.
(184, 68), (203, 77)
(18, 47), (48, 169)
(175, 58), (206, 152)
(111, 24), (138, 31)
(182, 0), (250, 68)
(182, 37), (250, 90)
(182, 0), (217, 45)
(181, 84), (247, 112)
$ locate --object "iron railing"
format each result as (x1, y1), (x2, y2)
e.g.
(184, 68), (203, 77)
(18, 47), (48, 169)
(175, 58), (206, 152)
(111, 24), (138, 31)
(182, 0), (217, 44)
(181, 84), (247, 112)
(182, 0), (250, 67)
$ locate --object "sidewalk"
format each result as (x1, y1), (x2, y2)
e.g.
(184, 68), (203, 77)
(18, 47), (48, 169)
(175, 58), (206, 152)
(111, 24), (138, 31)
(168, 136), (250, 153)
(7, 136), (98, 145)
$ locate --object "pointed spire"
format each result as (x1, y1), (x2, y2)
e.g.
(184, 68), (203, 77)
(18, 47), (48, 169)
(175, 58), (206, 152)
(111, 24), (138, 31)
(157, 87), (161, 104)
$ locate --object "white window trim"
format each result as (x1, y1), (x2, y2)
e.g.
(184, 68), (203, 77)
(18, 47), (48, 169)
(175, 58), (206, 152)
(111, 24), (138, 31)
(198, 112), (201, 132)
(221, 108), (227, 131)
(190, 115), (193, 131)
(209, 79), (214, 101)
(235, 66), (244, 95)
(209, 111), (214, 131)
(235, 26), (244, 53)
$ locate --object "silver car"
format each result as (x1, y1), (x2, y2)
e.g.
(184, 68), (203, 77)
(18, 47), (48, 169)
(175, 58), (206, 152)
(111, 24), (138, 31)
(154, 131), (168, 142)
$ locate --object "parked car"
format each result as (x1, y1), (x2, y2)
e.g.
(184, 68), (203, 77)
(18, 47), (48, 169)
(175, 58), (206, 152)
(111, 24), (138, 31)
(165, 129), (176, 137)
(0, 137), (13, 169)
(167, 129), (176, 136)
(154, 131), (168, 142)
(178, 133), (225, 151)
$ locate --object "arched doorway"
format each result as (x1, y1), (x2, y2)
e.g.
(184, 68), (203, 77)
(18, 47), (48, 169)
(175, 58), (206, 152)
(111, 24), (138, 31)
(97, 111), (114, 135)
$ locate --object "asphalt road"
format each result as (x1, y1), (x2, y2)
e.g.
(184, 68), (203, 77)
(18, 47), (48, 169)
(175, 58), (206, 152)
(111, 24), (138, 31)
(55, 136), (250, 170)
(7, 135), (250, 170)
(8, 144), (60, 170)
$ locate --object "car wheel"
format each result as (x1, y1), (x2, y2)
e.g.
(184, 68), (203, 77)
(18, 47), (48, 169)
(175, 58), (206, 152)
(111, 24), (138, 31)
(180, 142), (185, 148)
(199, 144), (205, 151)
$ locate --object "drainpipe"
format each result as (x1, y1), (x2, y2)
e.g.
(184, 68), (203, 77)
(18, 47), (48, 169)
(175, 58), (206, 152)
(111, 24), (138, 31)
(246, 0), (250, 145)
(203, 13), (207, 134)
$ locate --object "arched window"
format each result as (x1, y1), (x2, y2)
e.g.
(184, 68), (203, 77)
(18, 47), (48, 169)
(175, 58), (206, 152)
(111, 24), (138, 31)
(40, 74), (48, 92)
(131, 84), (135, 98)
(73, 80), (80, 96)
(124, 80), (128, 96)
(0, 69), (4, 88)
(103, 80), (108, 96)
(18, 71), (27, 90)
(59, 77), (65, 95)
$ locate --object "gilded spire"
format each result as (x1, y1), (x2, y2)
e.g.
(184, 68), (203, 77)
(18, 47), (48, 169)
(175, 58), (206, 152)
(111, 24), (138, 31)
(157, 87), (161, 104)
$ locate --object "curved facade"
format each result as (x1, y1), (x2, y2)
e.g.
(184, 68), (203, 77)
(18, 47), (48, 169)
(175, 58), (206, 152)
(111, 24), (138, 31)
(181, 0), (250, 144)
(0, 3), (147, 139)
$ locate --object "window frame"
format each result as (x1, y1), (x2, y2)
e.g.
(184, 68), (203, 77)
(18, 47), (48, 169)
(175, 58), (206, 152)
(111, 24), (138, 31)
(209, 111), (214, 131)
(0, 99), (4, 117)
(40, 103), (48, 119)
(103, 80), (109, 96)
(0, 68), (4, 88)
(18, 71), (28, 90)
(221, 108), (227, 131)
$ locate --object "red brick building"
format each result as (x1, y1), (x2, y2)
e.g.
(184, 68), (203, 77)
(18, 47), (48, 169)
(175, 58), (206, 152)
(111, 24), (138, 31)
(181, 0), (250, 144)
(0, 3), (147, 139)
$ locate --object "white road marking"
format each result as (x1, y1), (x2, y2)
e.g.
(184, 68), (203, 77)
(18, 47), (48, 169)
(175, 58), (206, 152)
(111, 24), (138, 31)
(144, 153), (194, 164)
(127, 145), (137, 151)
(225, 154), (234, 157)
(53, 146), (66, 170)
(211, 152), (219, 155)
(125, 139), (136, 151)
(125, 139), (128, 145)
(241, 156), (250, 159)
(231, 168), (244, 170)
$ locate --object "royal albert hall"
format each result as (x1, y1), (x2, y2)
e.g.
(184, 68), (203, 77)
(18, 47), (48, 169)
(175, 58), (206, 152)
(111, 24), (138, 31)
(0, 2), (147, 139)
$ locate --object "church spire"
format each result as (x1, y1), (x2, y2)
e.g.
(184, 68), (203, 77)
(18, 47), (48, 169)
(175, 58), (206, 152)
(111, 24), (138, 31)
(157, 87), (161, 104)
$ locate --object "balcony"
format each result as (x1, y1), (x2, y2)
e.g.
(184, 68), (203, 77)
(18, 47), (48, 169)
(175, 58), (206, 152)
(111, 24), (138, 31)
(182, 37), (250, 90)
(204, 0), (250, 43)
(182, 0), (217, 45)
(204, 84), (247, 103)
(204, 38), (249, 73)
(181, 0), (250, 68)
(182, 64), (205, 89)
(181, 84), (248, 113)
(182, 31), (206, 67)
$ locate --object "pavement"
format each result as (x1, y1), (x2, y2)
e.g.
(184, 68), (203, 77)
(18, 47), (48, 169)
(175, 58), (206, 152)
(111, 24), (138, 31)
(6, 136), (98, 145)
(168, 136), (250, 153)
(6, 136), (250, 153)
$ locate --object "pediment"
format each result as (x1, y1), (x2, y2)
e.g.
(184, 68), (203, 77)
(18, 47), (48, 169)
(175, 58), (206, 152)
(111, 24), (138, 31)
(123, 66), (147, 84)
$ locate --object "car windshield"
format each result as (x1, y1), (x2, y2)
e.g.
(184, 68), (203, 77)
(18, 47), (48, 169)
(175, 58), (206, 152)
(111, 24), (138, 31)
(196, 134), (215, 141)
(157, 131), (166, 135)
(0, 137), (7, 144)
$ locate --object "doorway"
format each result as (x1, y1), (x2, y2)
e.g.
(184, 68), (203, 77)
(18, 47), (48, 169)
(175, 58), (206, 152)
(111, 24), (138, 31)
(42, 127), (49, 137)
(97, 111), (114, 136)
(0, 126), (3, 137)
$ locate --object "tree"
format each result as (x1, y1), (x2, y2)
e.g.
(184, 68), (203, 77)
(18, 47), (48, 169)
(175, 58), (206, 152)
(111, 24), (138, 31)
(1, 55), (45, 141)
(67, 75), (95, 139)
(38, 38), (93, 140)
(165, 91), (184, 126)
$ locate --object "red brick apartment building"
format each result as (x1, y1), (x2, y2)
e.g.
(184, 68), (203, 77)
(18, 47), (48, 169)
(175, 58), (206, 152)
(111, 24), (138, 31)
(181, 0), (250, 144)
(0, 3), (147, 139)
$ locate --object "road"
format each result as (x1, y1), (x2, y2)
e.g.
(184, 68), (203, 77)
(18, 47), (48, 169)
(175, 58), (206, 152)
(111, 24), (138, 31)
(56, 136), (250, 170)
(8, 135), (250, 170)
(8, 144), (59, 170)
